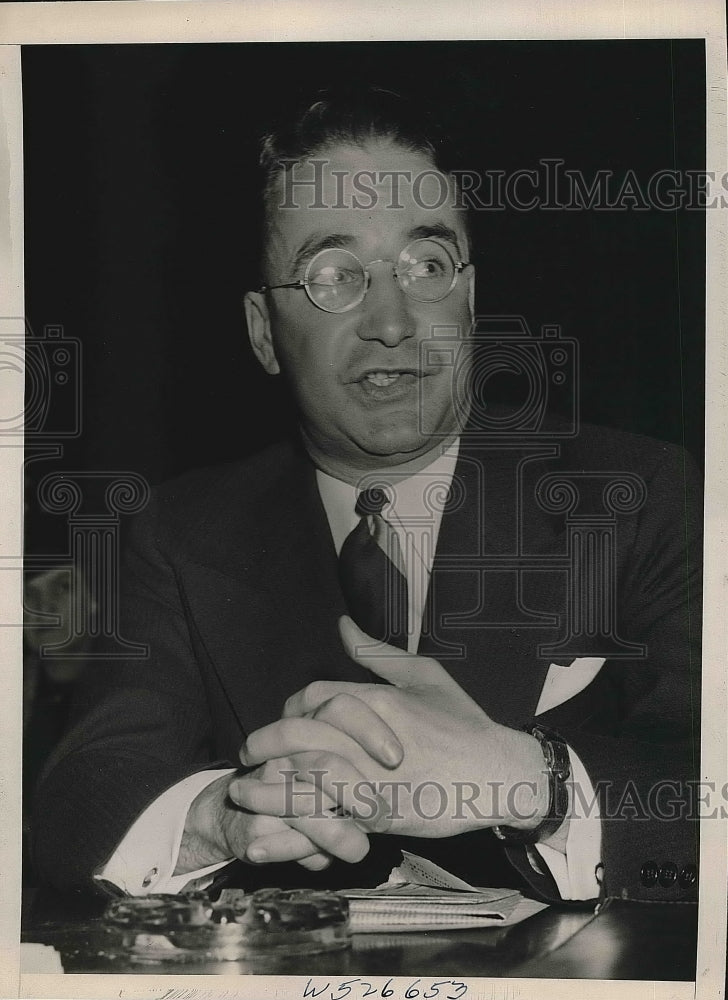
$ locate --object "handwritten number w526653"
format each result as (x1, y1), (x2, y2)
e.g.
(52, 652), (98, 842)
(303, 979), (467, 1000)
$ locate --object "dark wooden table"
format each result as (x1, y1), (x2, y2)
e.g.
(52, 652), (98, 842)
(22, 890), (697, 980)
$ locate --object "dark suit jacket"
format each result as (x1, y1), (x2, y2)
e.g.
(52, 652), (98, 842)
(33, 416), (702, 902)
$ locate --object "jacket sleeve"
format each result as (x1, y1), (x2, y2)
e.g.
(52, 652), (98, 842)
(32, 496), (227, 891)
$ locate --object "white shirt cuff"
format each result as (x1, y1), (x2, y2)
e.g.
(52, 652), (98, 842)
(535, 746), (602, 900)
(96, 768), (236, 895)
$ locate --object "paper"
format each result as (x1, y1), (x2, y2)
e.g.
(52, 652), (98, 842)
(397, 850), (498, 892)
(339, 851), (548, 933)
(19, 943), (65, 974)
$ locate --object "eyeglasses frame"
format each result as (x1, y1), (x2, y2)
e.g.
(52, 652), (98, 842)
(259, 237), (470, 314)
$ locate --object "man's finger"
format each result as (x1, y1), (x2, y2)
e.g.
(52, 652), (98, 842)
(283, 680), (365, 718)
(283, 684), (403, 767)
(287, 813), (370, 864)
(230, 767), (391, 833)
(231, 777), (370, 863)
(338, 615), (451, 687)
(297, 853), (333, 871)
(244, 828), (331, 869)
(230, 774), (338, 815)
(309, 693), (403, 767)
(241, 716), (379, 769)
(285, 754), (393, 833)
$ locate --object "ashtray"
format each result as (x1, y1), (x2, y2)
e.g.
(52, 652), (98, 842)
(104, 887), (350, 962)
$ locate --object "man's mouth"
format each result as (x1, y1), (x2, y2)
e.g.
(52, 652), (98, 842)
(353, 367), (424, 385)
(362, 370), (409, 387)
(349, 368), (427, 401)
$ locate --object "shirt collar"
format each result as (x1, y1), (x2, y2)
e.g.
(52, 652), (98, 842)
(316, 439), (461, 555)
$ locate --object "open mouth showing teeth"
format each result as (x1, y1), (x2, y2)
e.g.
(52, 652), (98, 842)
(365, 371), (403, 387)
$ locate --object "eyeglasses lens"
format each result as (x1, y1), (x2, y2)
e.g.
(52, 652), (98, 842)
(396, 239), (456, 302)
(306, 239), (457, 313)
(306, 249), (366, 313)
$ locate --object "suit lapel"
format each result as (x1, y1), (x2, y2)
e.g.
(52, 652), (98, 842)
(177, 448), (372, 737)
(419, 438), (567, 728)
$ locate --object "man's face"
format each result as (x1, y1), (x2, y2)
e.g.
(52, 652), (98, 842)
(245, 139), (474, 480)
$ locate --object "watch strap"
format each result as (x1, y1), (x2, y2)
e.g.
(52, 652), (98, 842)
(493, 726), (571, 844)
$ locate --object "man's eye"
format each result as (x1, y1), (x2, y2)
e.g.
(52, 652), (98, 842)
(408, 258), (446, 279)
(309, 266), (360, 286)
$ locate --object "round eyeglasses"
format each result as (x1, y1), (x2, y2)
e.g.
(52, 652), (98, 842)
(260, 238), (469, 314)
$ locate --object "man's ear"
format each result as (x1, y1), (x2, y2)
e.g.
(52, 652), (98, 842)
(244, 291), (280, 375)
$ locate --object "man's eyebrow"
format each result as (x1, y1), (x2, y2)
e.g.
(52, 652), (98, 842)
(291, 234), (355, 274)
(407, 223), (465, 258)
(289, 224), (466, 274)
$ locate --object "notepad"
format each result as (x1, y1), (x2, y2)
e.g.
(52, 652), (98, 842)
(338, 851), (548, 933)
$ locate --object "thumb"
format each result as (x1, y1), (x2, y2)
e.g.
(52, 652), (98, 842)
(338, 615), (450, 688)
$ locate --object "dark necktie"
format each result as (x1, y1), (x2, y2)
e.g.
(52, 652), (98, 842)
(338, 487), (409, 650)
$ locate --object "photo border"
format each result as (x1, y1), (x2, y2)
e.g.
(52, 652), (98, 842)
(1, 3), (725, 999)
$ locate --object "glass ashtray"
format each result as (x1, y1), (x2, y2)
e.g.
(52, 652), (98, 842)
(104, 887), (350, 963)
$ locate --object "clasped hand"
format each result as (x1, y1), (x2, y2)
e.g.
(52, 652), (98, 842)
(224, 617), (547, 867)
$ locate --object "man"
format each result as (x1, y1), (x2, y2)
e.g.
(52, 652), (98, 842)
(34, 88), (702, 904)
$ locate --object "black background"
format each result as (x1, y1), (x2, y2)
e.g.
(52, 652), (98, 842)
(22, 40), (705, 550)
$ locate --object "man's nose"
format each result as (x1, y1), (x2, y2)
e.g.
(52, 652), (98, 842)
(356, 267), (415, 347)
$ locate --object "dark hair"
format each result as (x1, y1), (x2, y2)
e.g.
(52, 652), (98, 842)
(260, 85), (461, 177)
(256, 86), (469, 274)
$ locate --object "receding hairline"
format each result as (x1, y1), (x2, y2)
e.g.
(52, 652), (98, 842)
(262, 134), (442, 203)
(259, 136), (472, 278)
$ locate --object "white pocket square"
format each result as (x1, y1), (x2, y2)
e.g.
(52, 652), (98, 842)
(535, 657), (607, 715)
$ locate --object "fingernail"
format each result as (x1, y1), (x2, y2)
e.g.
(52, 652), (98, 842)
(382, 740), (402, 767)
(247, 845), (266, 862)
(239, 744), (249, 765)
(370, 799), (393, 834)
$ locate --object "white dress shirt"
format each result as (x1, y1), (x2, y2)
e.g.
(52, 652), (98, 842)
(99, 440), (601, 898)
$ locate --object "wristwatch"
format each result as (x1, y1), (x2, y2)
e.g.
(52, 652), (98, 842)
(493, 726), (571, 844)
